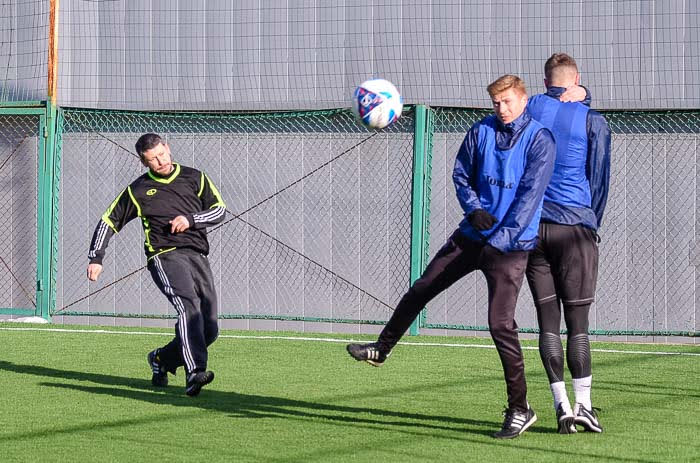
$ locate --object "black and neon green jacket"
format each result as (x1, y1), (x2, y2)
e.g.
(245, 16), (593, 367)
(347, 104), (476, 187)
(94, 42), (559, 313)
(88, 164), (226, 264)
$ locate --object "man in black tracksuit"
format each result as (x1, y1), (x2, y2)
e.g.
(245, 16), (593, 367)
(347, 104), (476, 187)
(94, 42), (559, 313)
(87, 133), (226, 396)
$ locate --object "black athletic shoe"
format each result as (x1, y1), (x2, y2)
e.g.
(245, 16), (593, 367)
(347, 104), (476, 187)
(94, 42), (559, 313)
(492, 407), (537, 439)
(346, 342), (391, 367)
(147, 349), (168, 387)
(185, 371), (215, 397)
(574, 403), (603, 433)
(556, 404), (576, 434)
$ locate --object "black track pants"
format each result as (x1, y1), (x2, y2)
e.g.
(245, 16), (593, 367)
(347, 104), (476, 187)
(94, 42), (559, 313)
(379, 230), (530, 412)
(147, 248), (219, 374)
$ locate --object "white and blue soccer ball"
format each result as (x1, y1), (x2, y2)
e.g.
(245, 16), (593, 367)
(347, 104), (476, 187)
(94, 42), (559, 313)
(351, 78), (403, 130)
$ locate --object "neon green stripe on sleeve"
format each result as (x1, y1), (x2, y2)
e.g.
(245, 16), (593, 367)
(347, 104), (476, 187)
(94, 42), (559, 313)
(198, 172), (206, 197)
(126, 186), (143, 217)
(203, 173), (226, 208)
(101, 189), (126, 232)
(126, 186), (154, 252)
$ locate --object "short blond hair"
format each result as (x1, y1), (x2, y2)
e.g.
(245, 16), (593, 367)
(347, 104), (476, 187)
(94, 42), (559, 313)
(487, 75), (527, 98)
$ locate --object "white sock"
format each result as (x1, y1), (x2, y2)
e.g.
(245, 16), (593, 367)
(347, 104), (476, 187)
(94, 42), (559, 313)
(550, 381), (572, 413)
(573, 375), (592, 410)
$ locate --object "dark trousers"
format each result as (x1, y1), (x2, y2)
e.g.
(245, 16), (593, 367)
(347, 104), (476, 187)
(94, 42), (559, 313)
(526, 222), (598, 380)
(526, 222), (599, 311)
(147, 248), (219, 375)
(379, 230), (530, 412)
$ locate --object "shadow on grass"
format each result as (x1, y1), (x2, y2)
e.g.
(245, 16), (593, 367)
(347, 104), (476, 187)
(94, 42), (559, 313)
(596, 380), (700, 398)
(0, 360), (664, 462)
(0, 360), (501, 437)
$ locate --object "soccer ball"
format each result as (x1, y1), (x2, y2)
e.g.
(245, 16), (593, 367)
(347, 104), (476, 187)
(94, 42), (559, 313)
(351, 78), (403, 129)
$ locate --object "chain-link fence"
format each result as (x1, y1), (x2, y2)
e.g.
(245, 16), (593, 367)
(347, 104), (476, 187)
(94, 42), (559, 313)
(425, 108), (700, 339)
(0, 113), (39, 314)
(53, 108), (415, 330)
(1, 104), (693, 339)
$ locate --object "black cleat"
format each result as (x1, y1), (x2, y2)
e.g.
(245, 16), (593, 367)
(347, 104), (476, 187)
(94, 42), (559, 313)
(185, 371), (215, 397)
(574, 403), (603, 433)
(556, 404), (576, 434)
(148, 349), (168, 387)
(492, 407), (537, 439)
(346, 342), (391, 367)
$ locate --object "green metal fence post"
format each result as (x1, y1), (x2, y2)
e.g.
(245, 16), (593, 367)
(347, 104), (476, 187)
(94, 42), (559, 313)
(418, 107), (433, 330)
(49, 108), (62, 321)
(35, 109), (47, 319)
(36, 101), (58, 322)
(408, 105), (432, 335)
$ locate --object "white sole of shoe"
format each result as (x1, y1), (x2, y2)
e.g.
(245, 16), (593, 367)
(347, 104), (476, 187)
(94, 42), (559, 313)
(518, 413), (537, 435)
(575, 417), (602, 433)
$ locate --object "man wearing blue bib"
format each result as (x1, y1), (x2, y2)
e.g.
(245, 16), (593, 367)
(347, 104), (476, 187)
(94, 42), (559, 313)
(347, 75), (556, 439)
(526, 53), (611, 434)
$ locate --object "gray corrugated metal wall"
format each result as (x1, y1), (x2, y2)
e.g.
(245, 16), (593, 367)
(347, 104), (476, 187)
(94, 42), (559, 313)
(0, 0), (48, 102)
(3, 1), (698, 110)
(54, 0), (700, 111)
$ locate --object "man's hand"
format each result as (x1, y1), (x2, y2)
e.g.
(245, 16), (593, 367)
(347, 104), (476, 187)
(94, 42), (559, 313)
(468, 209), (498, 231)
(559, 85), (586, 103)
(87, 263), (103, 281)
(169, 215), (191, 233)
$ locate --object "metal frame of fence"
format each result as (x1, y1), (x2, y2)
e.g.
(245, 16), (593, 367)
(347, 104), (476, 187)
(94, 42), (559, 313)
(0, 102), (697, 338)
(0, 101), (57, 319)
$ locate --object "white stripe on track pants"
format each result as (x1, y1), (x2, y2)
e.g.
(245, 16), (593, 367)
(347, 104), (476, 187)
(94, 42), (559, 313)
(147, 248), (219, 374)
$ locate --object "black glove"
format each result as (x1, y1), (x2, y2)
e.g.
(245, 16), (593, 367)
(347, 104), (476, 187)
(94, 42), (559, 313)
(468, 209), (498, 231)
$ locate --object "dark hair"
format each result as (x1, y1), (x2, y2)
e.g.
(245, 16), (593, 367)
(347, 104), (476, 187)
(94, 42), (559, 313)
(544, 53), (578, 81)
(135, 133), (164, 158)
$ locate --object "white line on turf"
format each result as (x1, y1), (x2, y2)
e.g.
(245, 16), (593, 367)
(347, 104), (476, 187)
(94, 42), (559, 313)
(1, 325), (699, 357)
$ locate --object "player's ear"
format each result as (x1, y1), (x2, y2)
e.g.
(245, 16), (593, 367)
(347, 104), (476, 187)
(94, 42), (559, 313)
(575, 73), (580, 85)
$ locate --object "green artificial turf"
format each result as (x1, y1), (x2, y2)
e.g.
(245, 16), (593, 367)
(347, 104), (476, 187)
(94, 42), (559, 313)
(0, 324), (698, 462)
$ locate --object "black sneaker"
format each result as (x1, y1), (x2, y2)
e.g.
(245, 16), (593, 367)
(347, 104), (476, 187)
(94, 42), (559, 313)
(492, 407), (537, 439)
(147, 349), (168, 387)
(574, 403), (603, 433)
(346, 342), (391, 367)
(185, 371), (215, 397)
(556, 404), (576, 434)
